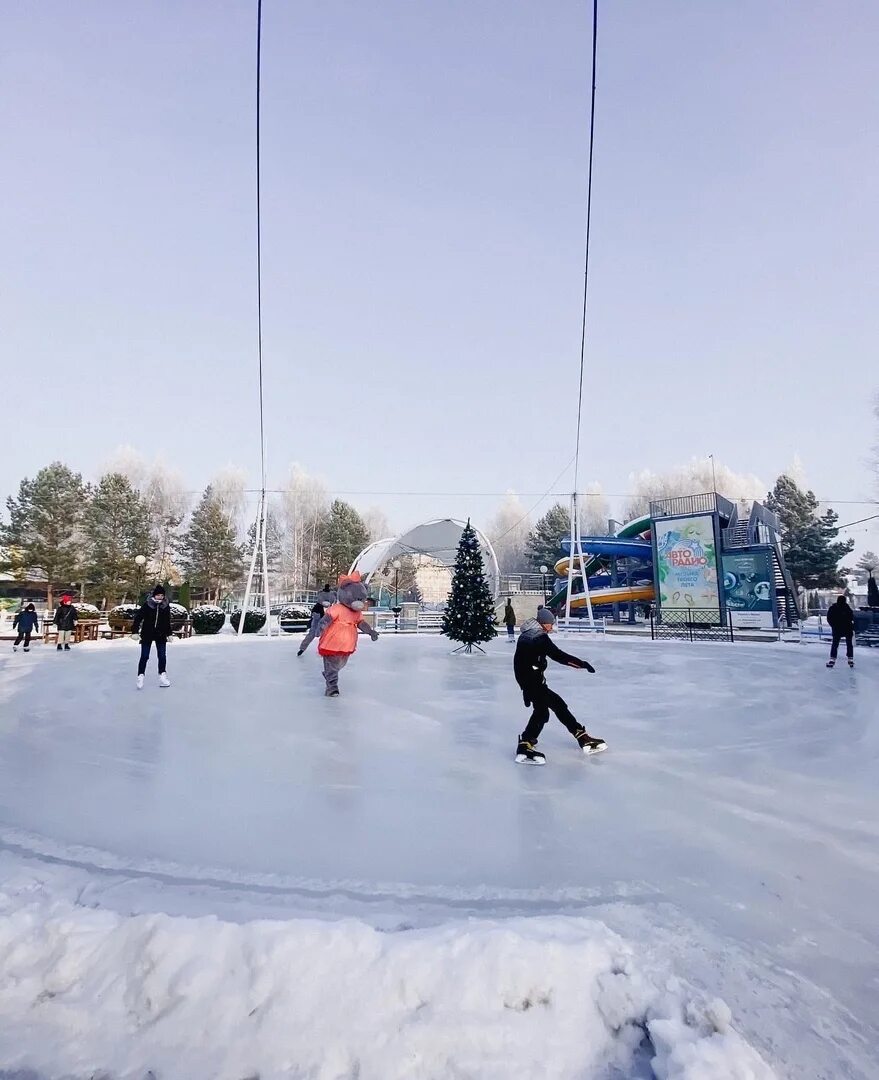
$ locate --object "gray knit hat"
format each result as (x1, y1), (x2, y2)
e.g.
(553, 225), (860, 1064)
(536, 607), (555, 626)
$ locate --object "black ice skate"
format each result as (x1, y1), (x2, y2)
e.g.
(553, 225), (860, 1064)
(826, 659), (835, 668)
(515, 739), (546, 765)
(325, 688), (340, 697)
(575, 728), (607, 755)
(848, 659), (854, 668)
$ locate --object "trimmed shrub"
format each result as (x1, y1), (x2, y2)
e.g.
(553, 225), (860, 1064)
(109, 602), (190, 634)
(229, 608), (266, 634)
(191, 605), (226, 635)
(70, 602), (102, 620)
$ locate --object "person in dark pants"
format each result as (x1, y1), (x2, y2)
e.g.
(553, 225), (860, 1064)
(513, 607), (605, 764)
(12, 604), (39, 652)
(132, 585), (173, 689)
(503, 598), (516, 642)
(826, 594), (855, 668)
(53, 595), (78, 651)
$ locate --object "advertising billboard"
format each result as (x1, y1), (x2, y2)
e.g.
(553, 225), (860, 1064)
(722, 550), (776, 628)
(654, 514), (720, 619)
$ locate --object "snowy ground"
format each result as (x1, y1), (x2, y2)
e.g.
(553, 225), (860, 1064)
(0, 632), (876, 1079)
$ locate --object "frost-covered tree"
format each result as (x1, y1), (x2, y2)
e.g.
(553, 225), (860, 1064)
(488, 493), (531, 576)
(1, 462), (87, 609)
(245, 503), (284, 574)
(624, 460), (764, 521)
(280, 464), (329, 591)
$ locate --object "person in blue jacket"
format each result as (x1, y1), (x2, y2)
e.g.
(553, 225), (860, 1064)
(13, 604), (39, 652)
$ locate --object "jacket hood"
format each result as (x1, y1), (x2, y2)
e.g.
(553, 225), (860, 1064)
(146, 597), (169, 609)
(519, 618), (545, 636)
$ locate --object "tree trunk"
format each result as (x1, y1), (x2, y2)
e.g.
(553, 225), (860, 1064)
(47, 583), (54, 613)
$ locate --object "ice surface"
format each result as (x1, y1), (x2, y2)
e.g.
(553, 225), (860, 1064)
(0, 633), (876, 1078)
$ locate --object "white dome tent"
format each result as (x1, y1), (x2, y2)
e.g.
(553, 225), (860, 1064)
(350, 519), (500, 601)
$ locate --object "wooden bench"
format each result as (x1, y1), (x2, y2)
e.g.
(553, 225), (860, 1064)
(43, 620), (101, 644)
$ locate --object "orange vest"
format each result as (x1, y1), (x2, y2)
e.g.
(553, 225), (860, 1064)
(318, 603), (363, 656)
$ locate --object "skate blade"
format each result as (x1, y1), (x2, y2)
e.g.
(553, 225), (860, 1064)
(581, 743), (607, 756)
(515, 754), (546, 765)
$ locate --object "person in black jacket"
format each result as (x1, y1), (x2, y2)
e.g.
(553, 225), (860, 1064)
(132, 585), (173, 689)
(53, 595), (78, 651)
(503, 598), (516, 642)
(826, 595), (855, 668)
(13, 604), (39, 652)
(513, 607), (605, 764)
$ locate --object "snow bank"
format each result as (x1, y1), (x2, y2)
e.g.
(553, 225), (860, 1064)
(0, 885), (774, 1080)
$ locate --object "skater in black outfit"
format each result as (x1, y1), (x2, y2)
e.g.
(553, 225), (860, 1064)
(513, 607), (605, 764)
(826, 595), (855, 668)
(132, 585), (173, 689)
(53, 595), (77, 651)
(12, 604), (39, 651)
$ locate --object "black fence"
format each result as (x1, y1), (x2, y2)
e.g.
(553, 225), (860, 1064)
(650, 608), (734, 643)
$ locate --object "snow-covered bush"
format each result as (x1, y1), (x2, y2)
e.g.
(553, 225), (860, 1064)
(278, 604), (311, 633)
(191, 605), (226, 635)
(70, 602), (101, 619)
(229, 608), (266, 634)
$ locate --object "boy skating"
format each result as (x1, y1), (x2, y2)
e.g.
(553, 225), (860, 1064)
(317, 572), (378, 696)
(132, 585), (173, 689)
(12, 604), (39, 651)
(53, 595), (78, 651)
(513, 607), (605, 764)
(826, 594), (855, 668)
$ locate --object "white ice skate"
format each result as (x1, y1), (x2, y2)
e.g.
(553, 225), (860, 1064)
(136, 674), (145, 690)
(159, 673), (171, 688)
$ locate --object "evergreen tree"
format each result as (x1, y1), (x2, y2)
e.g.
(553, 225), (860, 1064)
(765, 475), (854, 589)
(315, 500), (370, 584)
(83, 473), (153, 606)
(867, 573), (879, 609)
(178, 486), (245, 602)
(525, 503), (570, 573)
(442, 520), (498, 651)
(1, 462), (86, 609)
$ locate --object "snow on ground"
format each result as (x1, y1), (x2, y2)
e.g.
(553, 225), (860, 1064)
(0, 632), (876, 1079)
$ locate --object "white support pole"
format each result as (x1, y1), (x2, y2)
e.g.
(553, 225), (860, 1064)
(564, 494), (576, 626)
(574, 493), (595, 627)
(259, 498), (272, 637)
(238, 492), (264, 637)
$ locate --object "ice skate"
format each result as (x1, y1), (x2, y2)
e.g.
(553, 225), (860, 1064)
(515, 739), (546, 765)
(575, 728), (607, 755)
(159, 673), (171, 688)
(64, 644), (71, 651)
(12, 645), (17, 652)
(325, 688), (340, 697)
(56, 644), (63, 651)
(848, 659), (854, 668)
(826, 659), (835, 668)
(136, 674), (145, 690)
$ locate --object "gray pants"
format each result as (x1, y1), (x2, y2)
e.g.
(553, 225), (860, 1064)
(299, 614), (321, 654)
(322, 654), (349, 692)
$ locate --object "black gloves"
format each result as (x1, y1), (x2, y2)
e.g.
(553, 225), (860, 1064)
(583, 661), (595, 673)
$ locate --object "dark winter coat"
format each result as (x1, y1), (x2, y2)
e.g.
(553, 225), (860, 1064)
(514, 618), (591, 704)
(826, 598), (854, 635)
(132, 597), (173, 642)
(13, 609), (39, 634)
(54, 603), (78, 631)
(503, 603), (516, 628)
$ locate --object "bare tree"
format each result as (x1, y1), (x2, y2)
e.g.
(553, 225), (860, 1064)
(279, 464), (329, 592)
(623, 460), (765, 521)
(362, 506), (392, 543)
(488, 492), (532, 576)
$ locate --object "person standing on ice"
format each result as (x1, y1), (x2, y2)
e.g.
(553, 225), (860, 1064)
(513, 607), (605, 764)
(502, 598), (516, 642)
(12, 604), (39, 652)
(132, 585), (172, 689)
(297, 583), (337, 657)
(826, 594), (855, 668)
(317, 572), (378, 696)
(53, 595), (78, 651)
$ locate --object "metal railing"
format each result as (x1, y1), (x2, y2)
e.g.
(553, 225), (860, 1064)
(650, 492), (736, 522)
(651, 608), (733, 642)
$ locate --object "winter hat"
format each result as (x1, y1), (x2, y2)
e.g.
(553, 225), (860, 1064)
(26, 604), (35, 611)
(536, 607), (555, 626)
(61, 595), (71, 604)
(152, 584), (166, 597)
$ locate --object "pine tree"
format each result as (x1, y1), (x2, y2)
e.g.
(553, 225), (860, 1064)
(316, 500), (370, 584)
(765, 475), (854, 589)
(1, 462), (86, 609)
(525, 503), (570, 573)
(867, 572), (879, 609)
(442, 520), (498, 652)
(83, 473), (153, 606)
(178, 486), (245, 602)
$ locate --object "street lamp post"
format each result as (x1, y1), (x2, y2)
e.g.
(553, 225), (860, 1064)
(392, 558), (402, 632)
(134, 554), (147, 603)
(539, 565), (549, 605)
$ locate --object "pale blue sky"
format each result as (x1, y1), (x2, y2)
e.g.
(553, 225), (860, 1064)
(2, 1), (877, 545)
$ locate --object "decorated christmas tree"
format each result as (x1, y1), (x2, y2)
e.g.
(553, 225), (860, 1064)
(442, 520), (498, 653)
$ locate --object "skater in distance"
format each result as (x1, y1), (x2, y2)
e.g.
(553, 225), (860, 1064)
(514, 607), (605, 765)
(53, 595), (78, 651)
(503, 598), (516, 642)
(132, 585), (173, 689)
(826, 594), (855, 668)
(12, 604), (39, 652)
